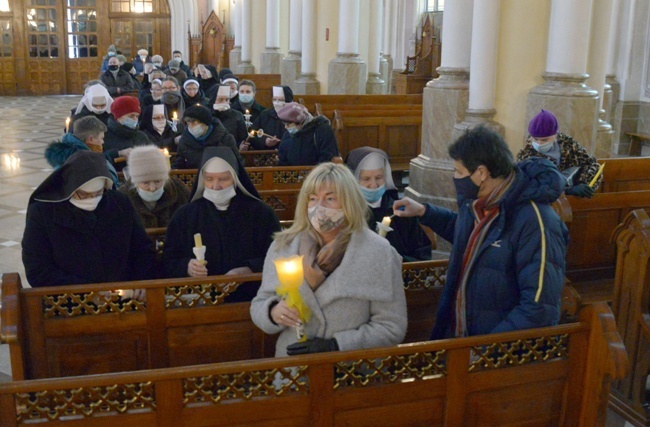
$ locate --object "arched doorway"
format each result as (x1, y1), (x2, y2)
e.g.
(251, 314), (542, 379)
(2, 0), (171, 95)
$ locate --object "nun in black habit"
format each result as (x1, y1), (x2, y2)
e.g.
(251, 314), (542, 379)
(22, 151), (156, 287)
(162, 147), (281, 302)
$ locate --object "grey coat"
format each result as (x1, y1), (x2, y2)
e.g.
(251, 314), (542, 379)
(250, 228), (407, 357)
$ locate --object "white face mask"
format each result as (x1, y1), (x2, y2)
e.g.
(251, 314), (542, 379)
(140, 55), (147, 61)
(308, 205), (345, 234)
(213, 103), (230, 112)
(273, 101), (285, 112)
(69, 195), (103, 211)
(153, 62), (162, 67)
(188, 123), (208, 138)
(229, 90), (237, 99)
(152, 119), (166, 134)
(91, 106), (106, 114)
(137, 186), (164, 202)
(203, 185), (236, 210)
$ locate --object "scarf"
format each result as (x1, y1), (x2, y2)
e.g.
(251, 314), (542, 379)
(299, 229), (349, 291)
(454, 171), (516, 337)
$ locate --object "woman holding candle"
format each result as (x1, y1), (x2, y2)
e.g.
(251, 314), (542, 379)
(248, 85), (293, 151)
(346, 147), (432, 261)
(181, 79), (210, 107)
(210, 85), (248, 145)
(139, 104), (182, 152)
(251, 163), (407, 357)
(231, 79), (266, 124)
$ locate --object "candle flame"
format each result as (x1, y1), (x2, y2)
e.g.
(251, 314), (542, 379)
(172, 112), (178, 120)
(163, 148), (169, 156)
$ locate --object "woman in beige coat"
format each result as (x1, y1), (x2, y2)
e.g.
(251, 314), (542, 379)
(250, 163), (407, 357)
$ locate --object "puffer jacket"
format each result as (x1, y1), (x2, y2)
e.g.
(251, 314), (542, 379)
(421, 157), (569, 339)
(277, 115), (339, 166)
(174, 118), (241, 169)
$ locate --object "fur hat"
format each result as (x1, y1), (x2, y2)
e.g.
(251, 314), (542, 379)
(137, 48), (148, 56)
(528, 109), (559, 138)
(111, 96), (141, 119)
(277, 102), (309, 124)
(183, 104), (212, 125)
(127, 145), (170, 184)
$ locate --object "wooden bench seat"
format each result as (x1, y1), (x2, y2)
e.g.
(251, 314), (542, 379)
(624, 132), (650, 156)
(0, 302), (626, 426)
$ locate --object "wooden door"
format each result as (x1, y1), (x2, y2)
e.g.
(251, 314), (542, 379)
(109, 0), (170, 63)
(0, 15), (16, 95)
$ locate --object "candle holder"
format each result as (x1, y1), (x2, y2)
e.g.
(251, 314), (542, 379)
(376, 216), (393, 238)
(274, 255), (310, 341)
(244, 109), (252, 129)
(249, 128), (275, 139)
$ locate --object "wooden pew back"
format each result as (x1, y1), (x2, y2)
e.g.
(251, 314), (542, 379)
(297, 94), (423, 118)
(596, 157), (650, 192)
(236, 74), (281, 108)
(0, 260), (446, 381)
(0, 302), (626, 427)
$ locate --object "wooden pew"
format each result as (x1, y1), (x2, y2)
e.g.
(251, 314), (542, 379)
(0, 260), (446, 381)
(241, 149), (278, 167)
(596, 157), (650, 192)
(608, 209), (650, 426)
(0, 302), (626, 426)
(625, 131), (650, 157)
(236, 74), (281, 109)
(296, 94), (423, 118)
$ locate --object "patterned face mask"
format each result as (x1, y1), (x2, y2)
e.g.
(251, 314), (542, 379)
(308, 205), (345, 233)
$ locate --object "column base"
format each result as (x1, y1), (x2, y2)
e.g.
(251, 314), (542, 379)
(427, 67), (470, 90)
(281, 51), (302, 88)
(594, 109), (614, 158)
(527, 72), (599, 153)
(294, 73), (320, 95)
(366, 72), (386, 94)
(237, 61), (255, 74)
(229, 47), (242, 72)
(261, 48), (282, 74)
(327, 53), (367, 95)
(380, 54), (393, 94)
(452, 109), (505, 141)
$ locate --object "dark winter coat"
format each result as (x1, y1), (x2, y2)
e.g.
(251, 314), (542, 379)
(100, 69), (136, 97)
(212, 108), (248, 144)
(249, 107), (287, 150)
(277, 115), (339, 166)
(132, 55), (151, 75)
(162, 194), (281, 301)
(174, 118), (240, 169)
(118, 177), (190, 228)
(231, 98), (266, 124)
(421, 157), (569, 339)
(22, 191), (156, 287)
(68, 106), (111, 134)
(182, 86), (210, 108)
(103, 117), (152, 163)
(139, 104), (181, 152)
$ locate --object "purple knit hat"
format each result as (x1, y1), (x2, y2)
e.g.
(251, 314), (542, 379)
(277, 102), (309, 124)
(528, 109), (559, 138)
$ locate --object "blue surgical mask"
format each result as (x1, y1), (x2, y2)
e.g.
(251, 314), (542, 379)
(453, 175), (480, 200)
(137, 186), (165, 202)
(533, 140), (555, 153)
(286, 126), (298, 135)
(120, 117), (138, 129)
(189, 123), (207, 138)
(239, 94), (254, 104)
(360, 184), (386, 203)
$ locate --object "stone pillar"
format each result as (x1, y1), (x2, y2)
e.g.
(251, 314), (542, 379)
(261, 0), (282, 74)
(526, 0), (598, 153)
(237, 0), (255, 73)
(229, 0), (242, 71)
(294, 0), (320, 95)
(281, 0), (302, 87)
(328, 0), (367, 94)
(366, 0), (386, 94)
(606, 0), (623, 154)
(406, 0), (474, 217)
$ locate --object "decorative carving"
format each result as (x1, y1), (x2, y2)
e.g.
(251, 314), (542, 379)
(183, 366), (309, 404)
(165, 281), (249, 308)
(261, 195), (287, 211)
(469, 334), (570, 372)
(402, 263), (447, 290)
(253, 153), (279, 167)
(43, 292), (144, 318)
(334, 351), (447, 389)
(16, 382), (156, 422)
(272, 170), (309, 185)
(249, 171), (263, 185)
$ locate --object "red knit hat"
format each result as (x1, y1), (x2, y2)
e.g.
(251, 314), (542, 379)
(111, 96), (141, 120)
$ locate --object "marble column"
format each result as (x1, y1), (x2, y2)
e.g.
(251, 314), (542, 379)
(294, 0), (320, 94)
(606, 0), (623, 154)
(526, 0), (598, 153)
(380, 0), (393, 94)
(366, 0), (386, 94)
(229, 0), (242, 71)
(281, 0), (302, 87)
(237, 0), (255, 74)
(261, 0), (282, 74)
(328, 0), (367, 94)
(406, 0), (473, 214)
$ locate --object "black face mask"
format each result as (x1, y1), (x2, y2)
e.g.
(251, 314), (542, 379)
(162, 91), (181, 104)
(453, 174), (480, 200)
(108, 65), (119, 71)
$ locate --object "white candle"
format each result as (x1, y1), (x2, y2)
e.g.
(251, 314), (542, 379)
(377, 216), (393, 238)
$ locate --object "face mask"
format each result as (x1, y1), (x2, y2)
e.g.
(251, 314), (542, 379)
(152, 119), (166, 133)
(162, 92), (181, 104)
(108, 65), (119, 71)
(286, 126), (299, 135)
(273, 101), (285, 112)
(173, 56), (182, 61)
(213, 103), (230, 112)
(91, 106), (106, 114)
(239, 94), (254, 104)
(137, 186), (164, 202)
(140, 55), (147, 61)
(533, 140), (555, 153)
(203, 185), (236, 210)
(229, 90), (237, 99)
(120, 117), (138, 129)
(69, 195), (103, 211)
(360, 184), (386, 203)
(153, 62), (162, 67)
(169, 68), (179, 74)
(108, 52), (116, 57)
(189, 123), (207, 138)
(453, 174), (480, 200)
(308, 205), (345, 234)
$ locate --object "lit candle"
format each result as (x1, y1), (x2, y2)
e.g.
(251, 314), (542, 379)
(377, 216), (393, 238)
(274, 255), (310, 341)
(163, 148), (171, 167)
(381, 216), (391, 227)
(65, 117), (70, 133)
(172, 112), (178, 121)
(193, 233), (206, 265)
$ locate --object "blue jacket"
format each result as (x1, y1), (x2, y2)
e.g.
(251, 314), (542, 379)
(421, 157), (569, 339)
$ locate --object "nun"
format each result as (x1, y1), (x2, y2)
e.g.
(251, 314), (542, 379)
(346, 147), (432, 261)
(22, 151), (156, 287)
(247, 85), (293, 151)
(163, 147), (281, 301)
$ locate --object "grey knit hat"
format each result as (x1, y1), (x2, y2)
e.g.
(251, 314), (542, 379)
(127, 145), (170, 184)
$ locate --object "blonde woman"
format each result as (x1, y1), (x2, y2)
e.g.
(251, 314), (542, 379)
(251, 163), (407, 357)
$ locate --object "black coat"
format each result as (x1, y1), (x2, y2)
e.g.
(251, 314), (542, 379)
(118, 177), (190, 228)
(231, 99), (266, 124)
(139, 104), (182, 152)
(250, 108), (287, 150)
(212, 109), (248, 144)
(369, 191), (432, 262)
(174, 118), (240, 169)
(103, 117), (152, 165)
(67, 106), (111, 134)
(162, 194), (281, 301)
(277, 115), (339, 166)
(100, 69), (136, 97)
(22, 191), (156, 287)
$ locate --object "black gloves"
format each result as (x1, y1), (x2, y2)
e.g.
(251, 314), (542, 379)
(565, 183), (595, 198)
(286, 338), (339, 356)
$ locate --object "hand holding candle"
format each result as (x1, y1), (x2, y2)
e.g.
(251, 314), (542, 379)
(376, 216), (393, 238)
(274, 255), (311, 341)
(193, 233), (206, 265)
(589, 162), (605, 188)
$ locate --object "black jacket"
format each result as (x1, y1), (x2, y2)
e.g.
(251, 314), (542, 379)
(174, 118), (240, 169)
(250, 107), (287, 150)
(103, 117), (152, 164)
(100, 69), (136, 97)
(278, 115), (339, 166)
(212, 108), (248, 144)
(67, 106), (111, 134)
(231, 98), (266, 124)
(118, 177), (190, 228)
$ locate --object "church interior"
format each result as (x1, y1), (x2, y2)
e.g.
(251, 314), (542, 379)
(0, 0), (649, 425)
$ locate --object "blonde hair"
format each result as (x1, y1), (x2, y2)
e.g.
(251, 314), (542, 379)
(274, 163), (369, 248)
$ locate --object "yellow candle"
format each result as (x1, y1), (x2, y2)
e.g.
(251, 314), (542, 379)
(381, 216), (392, 227)
(589, 162), (605, 188)
(194, 233), (202, 248)
(274, 255), (304, 289)
(65, 117), (70, 132)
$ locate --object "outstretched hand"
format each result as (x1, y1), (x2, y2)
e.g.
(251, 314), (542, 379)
(393, 197), (426, 218)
